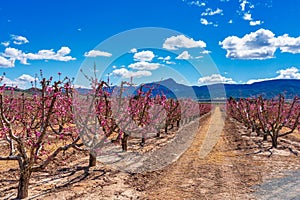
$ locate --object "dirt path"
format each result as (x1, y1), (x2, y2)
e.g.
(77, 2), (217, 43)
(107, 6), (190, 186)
(143, 106), (248, 199)
(199, 106), (224, 158)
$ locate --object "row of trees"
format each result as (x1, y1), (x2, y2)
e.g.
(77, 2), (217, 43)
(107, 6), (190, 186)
(0, 73), (210, 199)
(227, 95), (300, 148)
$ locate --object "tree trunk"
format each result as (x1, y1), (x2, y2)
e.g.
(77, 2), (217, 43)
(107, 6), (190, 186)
(177, 120), (180, 128)
(156, 132), (160, 138)
(89, 152), (97, 167)
(140, 137), (145, 146)
(17, 168), (31, 199)
(122, 133), (129, 151)
(165, 124), (168, 134)
(263, 134), (268, 141)
(271, 135), (278, 148)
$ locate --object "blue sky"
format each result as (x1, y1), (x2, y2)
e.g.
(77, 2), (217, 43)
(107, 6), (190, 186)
(0, 0), (300, 88)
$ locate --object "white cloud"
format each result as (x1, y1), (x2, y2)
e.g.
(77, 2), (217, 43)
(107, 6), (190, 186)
(200, 18), (213, 26)
(1, 74), (36, 89)
(16, 74), (36, 82)
(11, 35), (29, 45)
(200, 50), (211, 54)
(275, 34), (300, 54)
(247, 67), (300, 84)
(228, 19), (233, 24)
(240, 0), (249, 11)
(220, 29), (300, 59)
(130, 48), (137, 53)
(133, 50), (155, 62)
(166, 61), (176, 64)
(3, 47), (28, 65)
(0, 56), (13, 68)
(176, 51), (192, 60)
(195, 55), (204, 59)
(1, 46), (75, 67)
(163, 35), (206, 50)
(128, 61), (160, 70)
(250, 20), (263, 26)
(158, 55), (171, 61)
(84, 50), (112, 57)
(1, 41), (10, 47)
(187, 1), (205, 7)
(112, 68), (151, 78)
(198, 74), (236, 85)
(158, 55), (175, 64)
(164, 55), (171, 61)
(276, 67), (300, 79)
(201, 8), (223, 16)
(243, 13), (252, 21)
(26, 47), (76, 62)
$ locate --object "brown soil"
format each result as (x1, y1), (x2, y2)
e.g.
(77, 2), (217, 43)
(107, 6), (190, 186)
(1, 106), (300, 199)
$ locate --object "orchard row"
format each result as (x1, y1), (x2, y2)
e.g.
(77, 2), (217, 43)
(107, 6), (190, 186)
(0, 75), (210, 199)
(227, 95), (300, 148)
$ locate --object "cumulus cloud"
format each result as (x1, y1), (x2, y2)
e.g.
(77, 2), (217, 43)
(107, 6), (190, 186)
(187, 0), (206, 7)
(163, 35), (206, 50)
(0, 74), (36, 89)
(220, 29), (300, 59)
(84, 50), (112, 57)
(200, 50), (211, 54)
(1, 41), (10, 47)
(200, 18), (213, 25)
(0, 46), (75, 67)
(128, 61), (160, 70)
(176, 51), (192, 60)
(130, 48), (137, 53)
(133, 50), (155, 62)
(275, 34), (300, 54)
(158, 56), (175, 64)
(240, 0), (249, 11)
(166, 61), (176, 64)
(250, 20), (263, 26)
(243, 13), (252, 21)
(201, 8), (223, 16)
(0, 56), (13, 67)
(198, 74), (236, 85)
(163, 55), (171, 61)
(25, 47), (76, 62)
(276, 67), (300, 79)
(247, 67), (300, 84)
(112, 68), (151, 78)
(11, 35), (29, 45)
(3, 47), (29, 65)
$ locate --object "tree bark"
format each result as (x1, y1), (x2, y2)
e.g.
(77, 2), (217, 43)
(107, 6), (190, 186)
(271, 135), (278, 148)
(263, 134), (268, 141)
(156, 132), (160, 138)
(140, 137), (145, 146)
(89, 152), (97, 167)
(122, 133), (129, 151)
(17, 168), (31, 199)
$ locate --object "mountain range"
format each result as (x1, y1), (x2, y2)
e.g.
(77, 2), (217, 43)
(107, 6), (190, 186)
(23, 78), (300, 100)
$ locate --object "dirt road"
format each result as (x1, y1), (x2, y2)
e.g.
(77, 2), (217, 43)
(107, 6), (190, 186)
(142, 106), (251, 199)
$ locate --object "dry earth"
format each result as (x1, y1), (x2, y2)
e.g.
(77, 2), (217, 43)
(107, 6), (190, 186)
(1, 106), (300, 199)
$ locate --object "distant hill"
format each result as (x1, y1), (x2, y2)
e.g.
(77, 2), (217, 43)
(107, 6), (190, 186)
(146, 78), (300, 100)
(23, 79), (300, 100)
